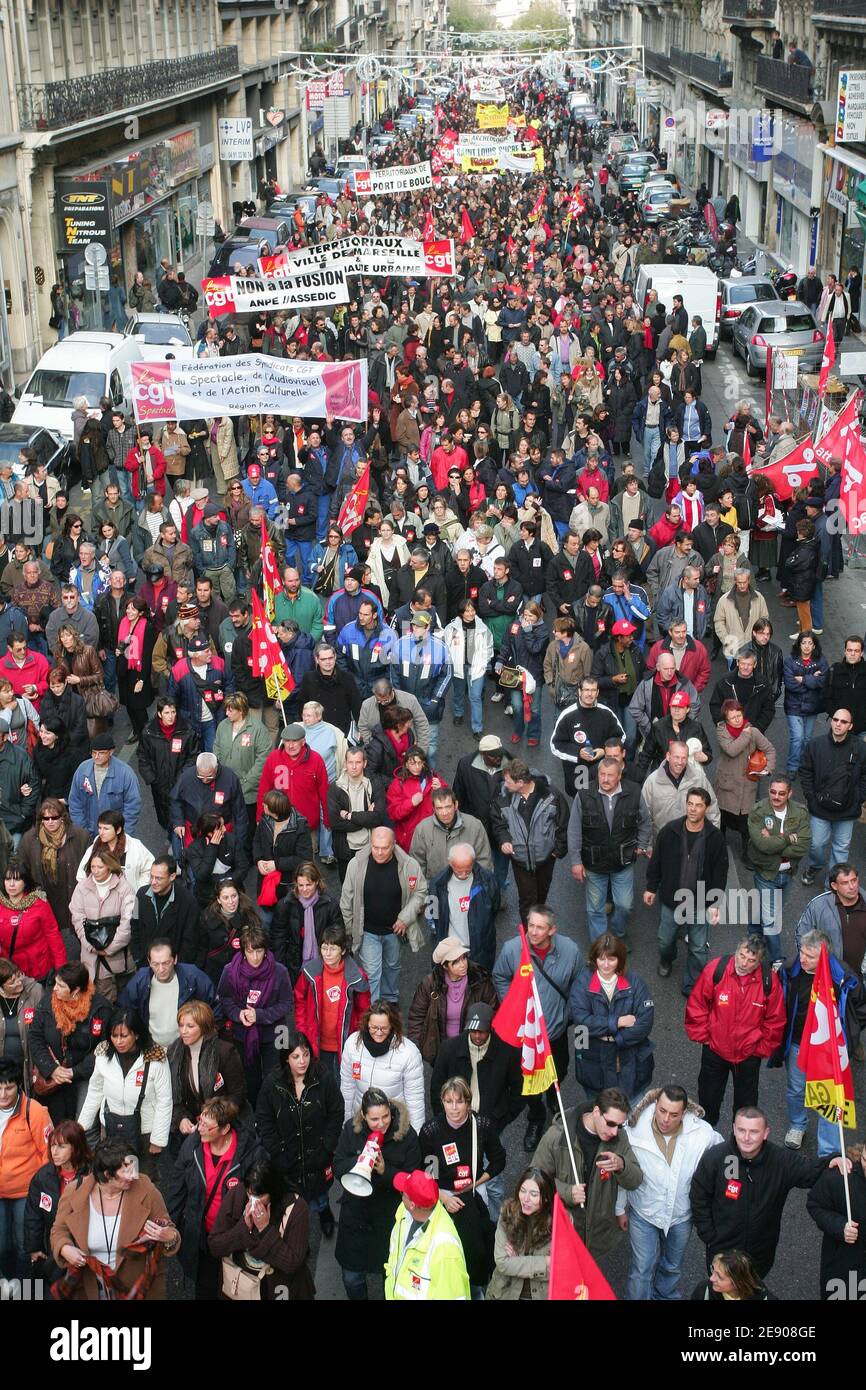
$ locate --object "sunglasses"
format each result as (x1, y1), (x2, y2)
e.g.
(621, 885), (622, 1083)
(601, 1117), (623, 1130)
(41, 814), (62, 822)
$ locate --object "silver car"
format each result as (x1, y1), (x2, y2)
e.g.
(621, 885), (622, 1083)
(641, 186), (675, 225)
(719, 276), (777, 340)
(732, 299), (826, 377)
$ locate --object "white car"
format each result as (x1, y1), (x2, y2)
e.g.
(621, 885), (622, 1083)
(12, 331), (142, 442)
(123, 312), (194, 363)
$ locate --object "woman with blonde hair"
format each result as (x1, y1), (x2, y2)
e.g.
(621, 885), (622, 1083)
(165, 999), (247, 1153)
(52, 627), (109, 739)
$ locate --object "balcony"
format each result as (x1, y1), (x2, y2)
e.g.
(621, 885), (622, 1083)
(670, 48), (734, 90)
(17, 47), (239, 131)
(754, 54), (814, 107)
(644, 48), (674, 82)
(813, 0), (866, 20)
(723, 0), (775, 21)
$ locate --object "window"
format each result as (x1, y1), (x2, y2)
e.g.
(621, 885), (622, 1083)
(109, 370), (124, 405)
(728, 283), (775, 305)
(758, 314), (815, 334)
(23, 370), (105, 408)
(738, 308), (756, 330)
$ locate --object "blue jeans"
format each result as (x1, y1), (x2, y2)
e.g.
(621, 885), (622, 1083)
(806, 815), (855, 875)
(810, 583), (824, 630)
(341, 1267), (370, 1300)
(358, 930), (402, 1002)
(787, 1044), (842, 1154)
(786, 714), (816, 774)
(115, 469), (134, 506)
(642, 426), (661, 474)
(286, 538), (313, 583)
(585, 865), (635, 941)
(427, 722), (440, 769)
(492, 845), (510, 892)
(199, 721), (216, 753)
(553, 519), (569, 541)
(0, 1196), (27, 1278)
(102, 649), (118, 695)
(316, 493), (331, 540)
(318, 815), (333, 859)
(620, 706), (638, 754)
(483, 1171), (505, 1224)
(626, 1210), (692, 1301)
(511, 684), (542, 740)
(452, 675), (485, 734)
(752, 871), (791, 963)
(658, 904), (709, 993)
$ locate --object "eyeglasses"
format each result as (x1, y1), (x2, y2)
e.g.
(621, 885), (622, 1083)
(40, 814), (61, 823)
(601, 1118), (623, 1130)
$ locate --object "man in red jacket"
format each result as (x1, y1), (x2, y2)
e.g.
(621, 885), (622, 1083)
(685, 935), (786, 1127)
(257, 722), (329, 832)
(645, 621), (711, 692)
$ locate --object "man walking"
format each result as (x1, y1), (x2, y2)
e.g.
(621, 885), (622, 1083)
(568, 756), (651, 942)
(644, 788), (728, 991)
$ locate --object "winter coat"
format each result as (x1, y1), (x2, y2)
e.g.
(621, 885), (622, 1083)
(799, 731), (866, 823)
(441, 616), (495, 683)
(0, 893), (66, 982)
(407, 963), (499, 1066)
(270, 893), (343, 982)
(17, 824), (90, 941)
(78, 1041), (173, 1149)
(256, 745), (329, 831)
(385, 773), (443, 853)
(51, 1172), (177, 1299)
(208, 1178), (315, 1300)
(255, 1059), (344, 1199)
(486, 1219), (550, 1300)
(712, 584), (770, 658)
(326, 772), (391, 864)
(685, 954), (786, 1066)
(251, 811), (315, 899)
(498, 617), (550, 684)
(212, 716), (274, 805)
(769, 952), (866, 1067)
(28, 987), (112, 1090)
(136, 716), (200, 825)
(427, 861), (500, 974)
(807, 1163), (866, 1298)
(390, 632), (453, 723)
(627, 673), (701, 741)
(823, 658), (866, 733)
(68, 756), (142, 839)
(606, 380), (638, 443)
(713, 723), (776, 817)
(217, 954), (293, 1059)
(164, 1122), (264, 1282)
(339, 844), (427, 954)
(622, 1089), (723, 1233)
(166, 1033), (247, 1135)
(635, 713), (712, 775)
(69, 872), (135, 985)
(709, 673), (776, 733)
(783, 538), (821, 602)
(782, 654), (829, 717)
(333, 1099), (422, 1274)
(489, 772), (570, 873)
(532, 1104), (643, 1256)
(24, 1161), (88, 1284)
(0, 973), (42, 1092)
(209, 418), (240, 483)
(293, 953), (371, 1062)
(409, 809), (491, 883)
(645, 635), (711, 692)
(339, 1029), (426, 1133)
(429, 1027), (524, 1131)
(640, 763), (721, 834)
(655, 581), (711, 639)
(130, 880), (201, 968)
(544, 634), (594, 701)
(568, 967), (655, 1099)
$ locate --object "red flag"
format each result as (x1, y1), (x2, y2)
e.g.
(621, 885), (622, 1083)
(336, 462), (370, 536)
(492, 924), (557, 1095)
(838, 408), (866, 534)
(506, 234), (516, 259)
(422, 208), (435, 241)
(813, 389), (862, 468)
(797, 944), (857, 1127)
(742, 430), (751, 467)
(548, 1195), (616, 1301)
(250, 589), (294, 702)
(818, 327), (836, 397)
(460, 208), (475, 244)
(747, 436), (820, 501)
(260, 515), (283, 623)
(528, 187), (546, 222)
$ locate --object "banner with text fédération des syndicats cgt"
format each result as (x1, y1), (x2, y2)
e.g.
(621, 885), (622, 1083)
(201, 267), (350, 315)
(131, 356), (368, 426)
(353, 162), (432, 196)
(257, 235), (457, 281)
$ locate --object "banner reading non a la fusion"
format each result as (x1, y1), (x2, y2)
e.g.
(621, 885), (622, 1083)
(131, 356), (368, 425)
(258, 235), (457, 280)
(353, 162), (432, 195)
(200, 268), (350, 314)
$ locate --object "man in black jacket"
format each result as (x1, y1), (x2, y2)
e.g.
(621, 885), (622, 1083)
(823, 636), (866, 734)
(297, 641), (361, 734)
(390, 550), (448, 616)
(568, 757), (652, 941)
(130, 857), (201, 967)
(430, 1006), (524, 1153)
(691, 502), (734, 565)
(799, 709), (866, 885)
(644, 789), (729, 991)
(690, 1106), (847, 1277)
(326, 744), (390, 882)
(508, 521), (554, 600)
(546, 530), (596, 614)
(709, 647), (775, 731)
(444, 550), (487, 621)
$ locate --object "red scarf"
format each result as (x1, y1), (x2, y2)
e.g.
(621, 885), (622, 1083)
(158, 716), (177, 740)
(725, 720), (749, 738)
(654, 674), (677, 717)
(385, 728), (410, 765)
(643, 325), (654, 349)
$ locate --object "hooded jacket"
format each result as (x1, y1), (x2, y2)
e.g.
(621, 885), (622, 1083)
(332, 1099), (423, 1274)
(339, 1030), (425, 1134)
(78, 1040), (173, 1149)
(685, 954), (786, 1065)
(618, 1088), (723, 1232)
(532, 1104), (643, 1257)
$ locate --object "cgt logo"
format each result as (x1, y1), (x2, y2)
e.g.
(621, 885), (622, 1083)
(130, 362), (175, 420)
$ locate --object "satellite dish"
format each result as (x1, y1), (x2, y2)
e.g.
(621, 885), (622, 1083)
(84, 242), (107, 267)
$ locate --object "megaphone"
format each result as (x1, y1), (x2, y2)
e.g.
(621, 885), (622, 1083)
(341, 1131), (383, 1197)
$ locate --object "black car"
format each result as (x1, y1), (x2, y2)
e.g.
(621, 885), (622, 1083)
(0, 422), (72, 488)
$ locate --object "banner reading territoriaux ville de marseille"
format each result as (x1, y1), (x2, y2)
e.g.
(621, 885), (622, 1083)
(201, 268), (350, 314)
(131, 357), (368, 425)
(353, 162), (432, 195)
(258, 236), (457, 280)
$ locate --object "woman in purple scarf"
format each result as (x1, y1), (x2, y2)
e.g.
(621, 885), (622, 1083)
(217, 924), (293, 1105)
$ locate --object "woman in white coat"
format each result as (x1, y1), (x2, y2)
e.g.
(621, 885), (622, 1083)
(443, 598), (494, 737)
(75, 808), (155, 907)
(339, 1001), (425, 1135)
(366, 519), (410, 613)
(77, 1004), (173, 1178)
(69, 847), (135, 1002)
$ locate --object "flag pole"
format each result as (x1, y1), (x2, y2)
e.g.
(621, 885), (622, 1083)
(528, 970), (582, 1200)
(837, 1112), (853, 1226)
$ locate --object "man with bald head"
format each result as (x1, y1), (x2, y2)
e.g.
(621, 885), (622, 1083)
(339, 825), (427, 1001)
(427, 840), (500, 971)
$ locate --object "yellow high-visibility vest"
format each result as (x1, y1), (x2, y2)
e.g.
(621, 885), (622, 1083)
(384, 1200), (471, 1301)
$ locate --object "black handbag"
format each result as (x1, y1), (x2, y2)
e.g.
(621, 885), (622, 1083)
(103, 1061), (150, 1154)
(83, 915), (121, 953)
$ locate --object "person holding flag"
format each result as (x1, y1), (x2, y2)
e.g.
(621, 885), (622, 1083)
(250, 588), (294, 720)
(807, 1134), (866, 1300)
(259, 514), (284, 625)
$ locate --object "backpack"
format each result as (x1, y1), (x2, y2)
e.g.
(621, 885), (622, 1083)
(712, 954), (772, 997)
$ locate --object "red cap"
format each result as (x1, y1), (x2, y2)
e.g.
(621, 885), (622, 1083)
(611, 620), (637, 637)
(670, 691), (691, 708)
(393, 1169), (439, 1207)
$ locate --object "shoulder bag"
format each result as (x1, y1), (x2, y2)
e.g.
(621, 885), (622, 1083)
(103, 1060), (150, 1154)
(221, 1201), (294, 1301)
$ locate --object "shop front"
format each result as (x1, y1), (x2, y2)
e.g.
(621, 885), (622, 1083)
(771, 114), (820, 274)
(727, 112), (772, 246)
(819, 145), (866, 309)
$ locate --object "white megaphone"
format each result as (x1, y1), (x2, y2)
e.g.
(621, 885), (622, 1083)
(341, 1131), (383, 1197)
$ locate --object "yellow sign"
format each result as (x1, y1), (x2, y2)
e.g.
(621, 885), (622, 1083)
(460, 155), (499, 173)
(476, 103), (509, 130)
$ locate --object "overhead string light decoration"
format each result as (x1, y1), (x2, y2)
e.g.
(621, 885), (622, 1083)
(271, 47), (643, 91)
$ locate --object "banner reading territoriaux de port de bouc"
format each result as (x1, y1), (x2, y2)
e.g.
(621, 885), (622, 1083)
(131, 357), (368, 426)
(201, 267), (350, 315)
(353, 162), (432, 195)
(258, 235), (457, 280)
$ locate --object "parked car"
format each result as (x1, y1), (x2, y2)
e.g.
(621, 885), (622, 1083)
(731, 299), (826, 377)
(334, 155), (369, 182)
(641, 185), (676, 225)
(0, 422), (72, 488)
(207, 236), (270, 277)
(718, 276), (778, 340)
(123, 312), (194, 363)
(236, 217), (292, 250)
(268, 192), (318, 225)
(640, 171), (680, 196)
(618, 157), (659, 194)
(12, 332), (142, 442)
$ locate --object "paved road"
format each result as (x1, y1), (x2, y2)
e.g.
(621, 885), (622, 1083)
(151, 335), (864, 1301)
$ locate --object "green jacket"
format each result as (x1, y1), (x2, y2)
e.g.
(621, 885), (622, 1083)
(212, 716), (274, 803)
(274, 587), (324, 640)
(746, 796), (811, 878)
(532, 1104), (642, 1258)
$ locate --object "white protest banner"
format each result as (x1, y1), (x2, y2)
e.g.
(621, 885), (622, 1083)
(468, 76), (506, 103)
(258, 235), (456, 279)
(498, 150), (545, 174)
(131, 357), (368, 426)
(455, 135), (522, 157)
(353, 162), (432, 195)
(200, 268), (350, 314)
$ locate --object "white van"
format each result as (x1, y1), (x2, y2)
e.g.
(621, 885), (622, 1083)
(13, 331), (143, 442)
(634, 264), (722, 357)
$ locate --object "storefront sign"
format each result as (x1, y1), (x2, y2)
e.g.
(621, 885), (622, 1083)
(200, 267), (351, 314)
(55, 178), (112, 251)
(837, 70), (866, 143)
(165, 129), (200, 186)
(306, 74), (345, 110)
(259, 235), (457, 279)
(131, 356), (368, 425)
(353, 162), (432, 195)
(218, 118), (254, 162)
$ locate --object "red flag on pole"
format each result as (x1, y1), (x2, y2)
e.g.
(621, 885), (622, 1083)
(260, 515), (283, 623)
(797, 943), (857, 1127)
(492, 924), (557, 1095)
(548, 1195), (616, 1300)
(747, 436), (820, 500)
(813, 389), (863, 467)
(336, 462), (370, 536)
(742, 430), (751, 467)
(422, 208), (435, 241)
(505, 234), (516, 259)
(838, 408), (866, 534)
(250, 589), (294, 703)
(818, 327), (836, 397)
(460, 208), (475, 244)
(528, 187), (546, 223)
